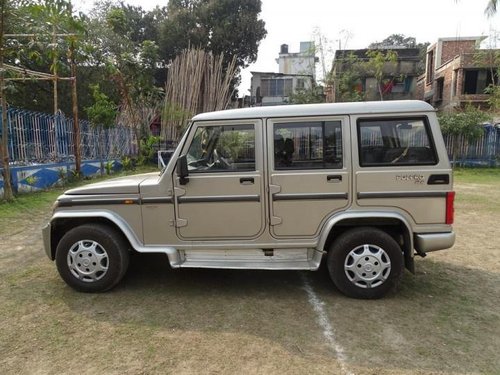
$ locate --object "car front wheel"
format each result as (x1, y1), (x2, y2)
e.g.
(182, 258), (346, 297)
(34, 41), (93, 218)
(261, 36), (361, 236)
(55, 224), (130, 292)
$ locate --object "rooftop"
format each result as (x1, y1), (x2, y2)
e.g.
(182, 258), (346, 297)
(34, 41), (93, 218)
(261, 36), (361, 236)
(193, 100), (434, 121)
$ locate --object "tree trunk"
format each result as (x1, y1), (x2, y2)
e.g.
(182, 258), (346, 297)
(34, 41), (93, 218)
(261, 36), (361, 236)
(377, 82), (384, 101)
(70, 43), (81, 175)
(99, 125), (104, 175)
(0, 0), (14, 201)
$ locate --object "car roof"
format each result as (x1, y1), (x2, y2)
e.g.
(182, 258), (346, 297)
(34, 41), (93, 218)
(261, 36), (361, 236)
(192, 100), (435, 121)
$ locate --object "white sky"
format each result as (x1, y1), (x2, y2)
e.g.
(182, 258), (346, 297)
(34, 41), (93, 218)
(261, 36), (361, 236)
(74, 0), (500, 96)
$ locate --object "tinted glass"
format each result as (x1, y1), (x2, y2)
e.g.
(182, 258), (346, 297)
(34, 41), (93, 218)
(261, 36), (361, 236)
(186, 125), (255, 172)
(273, 121), (342, 170)
(358, 118), (437, 166)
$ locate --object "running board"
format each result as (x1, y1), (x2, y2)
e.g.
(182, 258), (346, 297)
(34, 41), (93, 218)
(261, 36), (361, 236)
(178, 248), (323, 270)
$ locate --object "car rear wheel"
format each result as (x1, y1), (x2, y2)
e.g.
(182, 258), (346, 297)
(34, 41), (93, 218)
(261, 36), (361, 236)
(55, 224), (129, 292)
(327, 227), (404, 299)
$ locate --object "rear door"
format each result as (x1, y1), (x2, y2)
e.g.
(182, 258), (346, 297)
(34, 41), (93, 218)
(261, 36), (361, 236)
(267, 116), (351, 238)
(354, 115), (452, 225)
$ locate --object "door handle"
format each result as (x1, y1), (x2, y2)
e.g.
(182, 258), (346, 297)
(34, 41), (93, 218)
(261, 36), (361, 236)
(240, 177), (254, 185)
(327, 175), (342, 182)
(428, 174), (449, 185)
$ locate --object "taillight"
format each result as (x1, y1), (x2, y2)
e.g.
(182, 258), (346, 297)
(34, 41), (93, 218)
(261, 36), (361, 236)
(446, 191), (455, 225)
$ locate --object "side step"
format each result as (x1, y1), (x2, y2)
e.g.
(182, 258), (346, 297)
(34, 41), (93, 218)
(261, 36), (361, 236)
(178, 248), (323, 270)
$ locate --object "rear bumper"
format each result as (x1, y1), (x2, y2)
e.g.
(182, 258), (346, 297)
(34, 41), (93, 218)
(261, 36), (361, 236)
(42, 223), (53, 260)
(415, 231), (455, 254)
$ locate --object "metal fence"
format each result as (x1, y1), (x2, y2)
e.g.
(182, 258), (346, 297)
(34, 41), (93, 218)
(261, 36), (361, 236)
(443, 124), (500, 167)
(1, 107), (499, 167)
(1, 107), (137, 165)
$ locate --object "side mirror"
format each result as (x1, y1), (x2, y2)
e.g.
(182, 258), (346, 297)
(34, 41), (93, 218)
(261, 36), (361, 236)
(177, 154), (189, 185)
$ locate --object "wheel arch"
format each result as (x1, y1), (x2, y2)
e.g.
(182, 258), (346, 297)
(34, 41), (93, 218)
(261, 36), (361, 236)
(318, 212), (415, 273)
(48, 211), (137, 261)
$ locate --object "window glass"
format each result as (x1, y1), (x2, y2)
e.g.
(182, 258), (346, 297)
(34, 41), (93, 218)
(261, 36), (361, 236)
(186, 125), (255, 172)
(358, 118), (437, 166)
(261, 78), (293, 97)
(273, 121), (342, 170)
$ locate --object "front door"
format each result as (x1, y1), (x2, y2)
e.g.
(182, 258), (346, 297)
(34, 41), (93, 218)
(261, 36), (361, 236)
(173, 120), (265, 240)
(267, 117), (351, 238)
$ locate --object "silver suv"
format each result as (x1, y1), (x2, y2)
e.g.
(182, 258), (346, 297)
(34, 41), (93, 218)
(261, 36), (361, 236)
(43, 100), (455, 299)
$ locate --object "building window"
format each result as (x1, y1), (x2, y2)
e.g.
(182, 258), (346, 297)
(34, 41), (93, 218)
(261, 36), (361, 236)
(261, 78), (293, 97)
(426, 50), (434, 85)
(436, 77), (444, 101)
(451, 70), (457, 97)
(296, 78), (305, 90)
(391, 76), (412, 93)
(463, 69), (497, 95)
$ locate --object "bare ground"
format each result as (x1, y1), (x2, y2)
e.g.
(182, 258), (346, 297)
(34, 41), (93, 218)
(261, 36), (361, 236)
(0, 180), (498, 375)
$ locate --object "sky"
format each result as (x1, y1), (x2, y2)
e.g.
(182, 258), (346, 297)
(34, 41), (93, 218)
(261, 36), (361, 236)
(74, 0), (500, 96)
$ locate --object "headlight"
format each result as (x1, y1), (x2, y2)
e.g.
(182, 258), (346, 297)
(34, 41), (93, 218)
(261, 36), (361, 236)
(51, 200), (60, 214)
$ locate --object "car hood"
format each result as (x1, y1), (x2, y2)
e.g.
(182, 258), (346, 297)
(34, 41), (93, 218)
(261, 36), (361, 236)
(65, 172), (160, 195)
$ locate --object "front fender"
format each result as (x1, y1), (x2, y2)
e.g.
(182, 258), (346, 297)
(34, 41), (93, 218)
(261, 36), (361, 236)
(47, 210), (181, 266)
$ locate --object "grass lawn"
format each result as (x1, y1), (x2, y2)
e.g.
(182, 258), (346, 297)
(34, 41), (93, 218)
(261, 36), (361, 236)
(0, 166), (498, 374)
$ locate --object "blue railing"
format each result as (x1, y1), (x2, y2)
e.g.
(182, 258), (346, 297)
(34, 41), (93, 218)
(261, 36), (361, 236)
(443, 124), (500, 167)
(1, 107), (499, 167)
(1, 107), (137, 165)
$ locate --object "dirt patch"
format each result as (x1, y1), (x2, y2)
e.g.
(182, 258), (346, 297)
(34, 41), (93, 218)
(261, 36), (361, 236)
(0, 180), (499, 374)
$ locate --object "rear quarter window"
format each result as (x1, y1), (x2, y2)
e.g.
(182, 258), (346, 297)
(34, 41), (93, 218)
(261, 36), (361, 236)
(357, 117), (438, 167)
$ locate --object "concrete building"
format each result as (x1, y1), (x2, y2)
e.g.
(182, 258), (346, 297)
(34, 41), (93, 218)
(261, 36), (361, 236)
(330, 48), (421, 102)
(417, 36), (499, 112)
(250, 42), (317, 106)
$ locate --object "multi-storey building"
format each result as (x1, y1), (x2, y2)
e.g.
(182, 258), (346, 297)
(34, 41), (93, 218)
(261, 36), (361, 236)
(417, 36), (499, 112)
(250, 42), (318, 106)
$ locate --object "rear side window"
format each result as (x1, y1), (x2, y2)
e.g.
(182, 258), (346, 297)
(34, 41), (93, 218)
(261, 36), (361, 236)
(358, 118), (437, 166)
(273, 121), (342, 170)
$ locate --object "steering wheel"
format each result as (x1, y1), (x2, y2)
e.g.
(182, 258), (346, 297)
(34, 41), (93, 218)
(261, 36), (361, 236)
(212, 149), (231, 169)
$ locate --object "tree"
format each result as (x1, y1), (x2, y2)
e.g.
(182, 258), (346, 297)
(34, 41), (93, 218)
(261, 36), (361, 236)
(0, 0), (15, 200)
(288, 86), (325, 104)
(438, 106), (492, 167)
(369, 34), (417, 49)
(486, 0), (497, 16)
(159, 0), (266, 77)
(84, 3), (164, 152)
(369, 34), (429, 74)
(364, 50), (398, 101)
(329, 52), (365, 103)
(455, 0), (497, 17)
(85, 84), (117, 174)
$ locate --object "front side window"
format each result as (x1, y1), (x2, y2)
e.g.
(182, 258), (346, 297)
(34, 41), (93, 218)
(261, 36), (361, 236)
(358, 118), (437, 166)
(186, 124), (255, 172)
(273, 121), (342, 170)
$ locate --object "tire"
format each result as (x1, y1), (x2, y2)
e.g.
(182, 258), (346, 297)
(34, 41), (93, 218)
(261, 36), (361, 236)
(55, 223), (130, 292)
(327, 227), (404, 299)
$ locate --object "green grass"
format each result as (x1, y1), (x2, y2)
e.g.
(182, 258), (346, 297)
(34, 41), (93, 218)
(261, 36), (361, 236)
(453, 167), (500, 184)
(0, 165), (159, 220)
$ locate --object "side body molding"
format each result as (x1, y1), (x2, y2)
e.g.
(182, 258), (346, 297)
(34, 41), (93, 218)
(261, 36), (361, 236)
(317, 211), (414, 253)
(50, 210), (181, 267)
